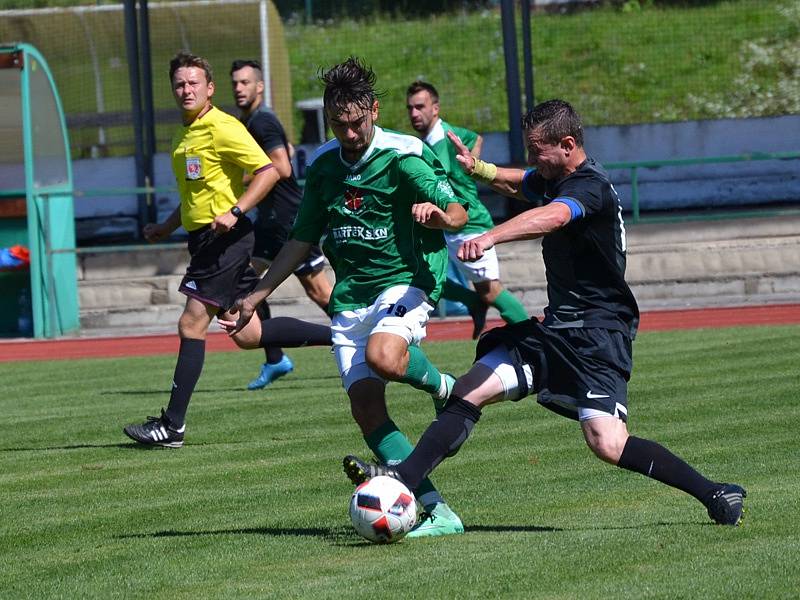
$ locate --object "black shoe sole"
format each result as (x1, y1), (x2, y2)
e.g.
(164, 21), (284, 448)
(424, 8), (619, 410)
(342, 456), (368, 485)
(122, 428), (184, 448)
(707, 484), (746, 525)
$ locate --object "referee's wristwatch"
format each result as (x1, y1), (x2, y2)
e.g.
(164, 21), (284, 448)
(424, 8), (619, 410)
(230, 205), (243, 219)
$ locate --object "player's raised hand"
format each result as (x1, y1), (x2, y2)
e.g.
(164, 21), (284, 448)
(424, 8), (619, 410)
(447, 130), (476, 174)
(218, 296), (257, 336)
(411, 202), (450, 229)
(458, 232), (495, 262)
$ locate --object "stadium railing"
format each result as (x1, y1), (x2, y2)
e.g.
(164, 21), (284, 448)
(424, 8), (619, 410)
(6, 150), (796, 334)
(32, 149), (800, 258)
(607, 151), (800, 224)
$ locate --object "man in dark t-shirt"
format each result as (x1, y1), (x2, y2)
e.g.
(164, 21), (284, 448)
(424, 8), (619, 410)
(231, 59), (333, 390)
(343, 99), (746, 528)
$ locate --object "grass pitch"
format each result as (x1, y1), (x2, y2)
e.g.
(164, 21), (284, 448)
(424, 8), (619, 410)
(1, 325), (799, 598)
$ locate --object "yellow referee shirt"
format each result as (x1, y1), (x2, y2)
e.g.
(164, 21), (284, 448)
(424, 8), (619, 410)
(171, 106), (271, 231)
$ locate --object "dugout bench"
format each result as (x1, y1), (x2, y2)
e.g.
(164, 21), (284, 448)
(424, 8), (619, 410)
(0, 43), (79, 338)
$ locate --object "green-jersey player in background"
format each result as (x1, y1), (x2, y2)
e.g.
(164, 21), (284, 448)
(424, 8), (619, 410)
(407, 81), (528, 338)
(222, 57), (468, 537)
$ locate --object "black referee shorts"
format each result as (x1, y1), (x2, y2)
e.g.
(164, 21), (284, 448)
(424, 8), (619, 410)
(253, 217), (325, 277)
(179, 218), (260, 312)
(476, 319), (633, 422)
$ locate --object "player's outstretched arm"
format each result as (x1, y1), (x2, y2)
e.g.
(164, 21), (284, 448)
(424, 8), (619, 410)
(457, 202), (571, 262)
(447, 130), (526, 200)
(219, 239), (312, 335)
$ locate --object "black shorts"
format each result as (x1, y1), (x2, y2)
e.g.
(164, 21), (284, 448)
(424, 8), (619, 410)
(252, 217), (326, 277)
(179, 218), (260, 312)
(476, 319), (633, 422)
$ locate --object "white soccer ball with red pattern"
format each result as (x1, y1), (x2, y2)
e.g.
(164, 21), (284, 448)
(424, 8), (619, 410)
(349, 476), (417, 543)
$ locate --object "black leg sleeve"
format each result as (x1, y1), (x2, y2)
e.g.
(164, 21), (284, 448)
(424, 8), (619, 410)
(618, 436), (717, 502)
(396, 396), (481, 490)
(259, 317), (332, 348)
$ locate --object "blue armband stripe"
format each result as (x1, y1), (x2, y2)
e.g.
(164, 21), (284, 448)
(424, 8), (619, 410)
(521, 169), (539, 202)
(552, 197), (584, 221)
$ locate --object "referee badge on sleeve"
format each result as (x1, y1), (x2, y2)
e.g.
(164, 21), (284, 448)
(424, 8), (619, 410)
(185, 156), (203, 180)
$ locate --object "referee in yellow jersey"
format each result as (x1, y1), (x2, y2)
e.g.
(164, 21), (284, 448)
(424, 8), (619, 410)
(123, 52), (330, 447)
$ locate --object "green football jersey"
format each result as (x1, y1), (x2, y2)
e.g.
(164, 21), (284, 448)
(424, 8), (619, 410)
(291, 126), (466, 313)
(424, 119), (494, 235)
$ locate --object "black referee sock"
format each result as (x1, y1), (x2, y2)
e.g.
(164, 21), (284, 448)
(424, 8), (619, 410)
(617, 436), (717, 502)
(396, 396), (482, 490)
(164, 338), (205, 427)
(259, 317), (333, 348)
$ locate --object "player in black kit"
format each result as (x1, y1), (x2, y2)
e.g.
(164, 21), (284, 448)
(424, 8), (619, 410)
(231, 59), (333, 390)
(343, 99), (746, 527)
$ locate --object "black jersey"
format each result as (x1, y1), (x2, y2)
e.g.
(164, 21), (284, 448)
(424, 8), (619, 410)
(242, 107), (303, 228)
(522, 157), (639, 338)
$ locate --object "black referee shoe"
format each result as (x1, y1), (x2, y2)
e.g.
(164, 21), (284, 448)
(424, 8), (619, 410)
(123, 409), (185, 448)
(705, 483), (747, 525)
(343, 455), (403, 486)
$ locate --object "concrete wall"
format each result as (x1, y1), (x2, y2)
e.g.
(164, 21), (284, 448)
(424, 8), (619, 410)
(70, 114), (800, 240)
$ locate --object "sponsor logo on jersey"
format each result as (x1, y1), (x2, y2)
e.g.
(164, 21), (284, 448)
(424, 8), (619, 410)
(331, 226), (388, 242)
(184, 280), (198, 290)
(344, 186), (365, 214)
(437, 179), (455, 199)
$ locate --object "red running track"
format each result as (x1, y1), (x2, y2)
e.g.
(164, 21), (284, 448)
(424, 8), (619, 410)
(1, 304), (799, 363)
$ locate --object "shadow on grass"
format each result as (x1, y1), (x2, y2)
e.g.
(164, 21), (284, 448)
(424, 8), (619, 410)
(475, 519), (716, 531)
(101, 375), (341, 396)
(116, 523), (561, 546)
(100, 389), (248, 396)
(117, 525), (356, 544)
(466, 524), (562, 533)
(0, 440), (256, 452)
(573, 520), (712, 529)
(0, 442), (136, 452)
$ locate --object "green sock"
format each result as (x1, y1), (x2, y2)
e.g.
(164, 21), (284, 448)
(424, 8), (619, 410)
(442, 280), (480, 311)
(397, 345), (443, 396)
(365, 420), (441, 503)
(492, 289), (528, 324)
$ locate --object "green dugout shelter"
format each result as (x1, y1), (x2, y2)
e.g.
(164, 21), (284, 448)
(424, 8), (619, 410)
(0, 43), (78, 338)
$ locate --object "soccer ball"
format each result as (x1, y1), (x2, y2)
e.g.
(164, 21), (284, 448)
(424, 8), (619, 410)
(349, 476), (417, 543)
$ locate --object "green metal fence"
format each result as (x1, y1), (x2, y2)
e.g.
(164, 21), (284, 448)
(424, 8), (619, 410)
(62, 150), (800, 262)
(607, 151), (800, 223)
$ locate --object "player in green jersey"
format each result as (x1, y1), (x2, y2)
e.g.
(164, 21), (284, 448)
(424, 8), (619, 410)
(407, 81), (528, 339)
(221, 57), (468, 537)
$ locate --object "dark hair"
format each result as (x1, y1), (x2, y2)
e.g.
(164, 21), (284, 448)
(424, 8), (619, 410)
(319, 56), (383, 114)
(230, 59), (263, 81)
(521, 99), (583, 147)
(406, 80), (439, 103)
(169, 51), (213, 84)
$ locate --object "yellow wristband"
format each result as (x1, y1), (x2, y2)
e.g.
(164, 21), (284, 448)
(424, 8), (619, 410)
(471, 158), (497, 184)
